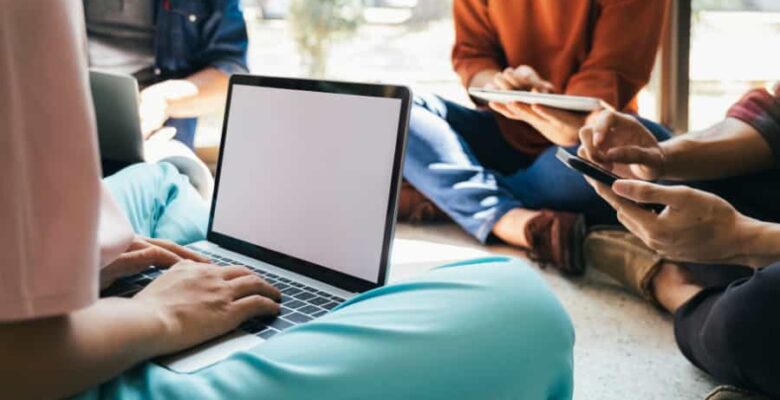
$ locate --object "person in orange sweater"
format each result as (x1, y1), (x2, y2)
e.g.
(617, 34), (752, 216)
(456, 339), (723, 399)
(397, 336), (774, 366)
(402, 0), (670, 273)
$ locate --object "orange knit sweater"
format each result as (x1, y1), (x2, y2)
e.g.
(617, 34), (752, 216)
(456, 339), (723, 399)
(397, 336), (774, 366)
(453, 0), (670, 155)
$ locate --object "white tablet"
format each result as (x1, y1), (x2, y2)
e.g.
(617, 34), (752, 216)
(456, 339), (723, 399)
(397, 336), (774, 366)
(468, 88), (602, 112)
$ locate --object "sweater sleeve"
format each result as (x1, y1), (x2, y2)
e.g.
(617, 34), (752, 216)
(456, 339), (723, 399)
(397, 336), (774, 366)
(727, 86), (780, 163)
(565, 0), (670, 111)
(451, 0), (504, 88)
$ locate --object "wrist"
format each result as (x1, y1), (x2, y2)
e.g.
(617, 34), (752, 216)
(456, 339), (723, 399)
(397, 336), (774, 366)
(124, 298), (179, 357)
(657, 141), (679, 180)
(733, 216), (780, 268)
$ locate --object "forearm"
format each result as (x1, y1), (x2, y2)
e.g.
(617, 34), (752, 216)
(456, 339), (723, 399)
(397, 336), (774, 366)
(165, 67), (230, 119)
(734, 217), (780, 269)
(660, 118), (774, 181)
(0, 298), (167, 399)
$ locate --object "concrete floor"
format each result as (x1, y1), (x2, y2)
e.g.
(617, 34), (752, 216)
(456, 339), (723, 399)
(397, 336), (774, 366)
(390, 223), (717, 400)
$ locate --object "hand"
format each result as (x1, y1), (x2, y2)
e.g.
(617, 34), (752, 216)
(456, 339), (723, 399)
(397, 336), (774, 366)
(587, 178), (750, 264)
(101, 236), (210, 290)
(139, 80), (198, 138)
(490, 102), (589, 146)
(578, 110), (666, 180)
(484, 65), (555, 93)
(139, 87), (170, 138)
(135, 262), (281, 354)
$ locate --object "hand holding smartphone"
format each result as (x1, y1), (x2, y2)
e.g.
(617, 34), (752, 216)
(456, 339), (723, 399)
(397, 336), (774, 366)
(556, 148), (665, 213)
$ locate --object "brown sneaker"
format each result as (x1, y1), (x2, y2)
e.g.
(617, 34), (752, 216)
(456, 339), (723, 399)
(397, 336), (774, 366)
(706, 385), (770, 400)
(524, 210), (586, 275)
(583, 227), (663, 303)
(397, 182), (449, 223)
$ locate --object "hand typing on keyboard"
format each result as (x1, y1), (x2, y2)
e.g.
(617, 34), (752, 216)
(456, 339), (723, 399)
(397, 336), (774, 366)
(100, 236), (210, 290)
(132, 261), (281, 355)
(196, 250), (347, 340)
(101, 248), (347, 342)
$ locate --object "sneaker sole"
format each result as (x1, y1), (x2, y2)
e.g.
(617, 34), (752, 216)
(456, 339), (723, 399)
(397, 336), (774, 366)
(564, 215), (587, 275)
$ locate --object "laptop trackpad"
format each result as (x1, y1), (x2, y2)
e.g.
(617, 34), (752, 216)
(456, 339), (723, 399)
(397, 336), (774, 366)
(157, 331), (264, 373)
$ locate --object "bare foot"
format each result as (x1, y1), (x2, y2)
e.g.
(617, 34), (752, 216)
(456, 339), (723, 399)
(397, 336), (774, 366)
(492, 208), (540, 248)
(651, 262), (705, 313)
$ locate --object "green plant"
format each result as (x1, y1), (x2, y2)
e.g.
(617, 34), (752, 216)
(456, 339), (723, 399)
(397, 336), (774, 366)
(289, 0), (363, 78)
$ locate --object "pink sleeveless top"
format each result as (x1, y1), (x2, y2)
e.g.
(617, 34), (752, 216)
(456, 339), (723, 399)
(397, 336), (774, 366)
(0, 0), (134, 321)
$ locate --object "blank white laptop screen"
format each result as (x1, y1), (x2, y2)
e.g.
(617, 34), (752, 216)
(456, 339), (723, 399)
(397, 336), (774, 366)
(212, 84), (402, 283)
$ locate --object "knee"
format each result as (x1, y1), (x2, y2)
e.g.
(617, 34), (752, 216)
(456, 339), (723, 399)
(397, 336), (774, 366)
(451, 257), (574, 395)
(442, 257), (575, 355)
(701, 266), (780, 396)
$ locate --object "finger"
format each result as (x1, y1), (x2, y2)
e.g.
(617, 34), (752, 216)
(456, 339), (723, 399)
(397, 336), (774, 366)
(507, 102), (543, 123)
(592, 181), (661, 230)
(579, 127), (596, 158)
(229, 274), (282, 302)
(591, 110), (619, 147)
(604, 146), (662, 167)
(127, 237), (151, 252)
(145, 238), (209, 263)
(513, 65), (546, 90)
(531, 80), (555, 94)
(489, 101), (508, 113)
(493, 74), (514, 90)
(590, 180), (628, 210)
(136, 244), (182, 268)
(616, 209), (648, 239)
(612, 180), (691, 209)
(532, 105), (583, 127)
(111, 245), (182, 274)
(232, 295), (281, 323)
(220, 265), (256, 280)
(501, 67), (523, 88)
(489, 102), (515, 120)
(105, 253), (156, 278)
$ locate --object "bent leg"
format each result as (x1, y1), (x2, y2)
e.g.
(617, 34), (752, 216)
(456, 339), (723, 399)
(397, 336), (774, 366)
(80, 257), (575, 400)
(104, 162), (209, 244)
(674, 263), (780, 397)
(403, 94), (532, 241)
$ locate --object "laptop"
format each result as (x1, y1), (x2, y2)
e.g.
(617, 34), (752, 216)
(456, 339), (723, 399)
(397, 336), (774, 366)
(101, 75), (412, 373)
(89, 70), (146, 173)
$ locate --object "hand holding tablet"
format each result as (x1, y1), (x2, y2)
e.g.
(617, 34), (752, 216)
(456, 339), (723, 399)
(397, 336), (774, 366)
(469, 88), (603, 113)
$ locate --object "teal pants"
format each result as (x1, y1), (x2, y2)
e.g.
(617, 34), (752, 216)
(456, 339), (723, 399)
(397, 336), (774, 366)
(89, 163), (575, 400)
(104, 162), (210, 245)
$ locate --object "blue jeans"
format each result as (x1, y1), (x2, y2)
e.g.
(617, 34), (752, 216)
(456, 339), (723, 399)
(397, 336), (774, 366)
(88, 163), (576, 400)
(404, 94), (671, 242)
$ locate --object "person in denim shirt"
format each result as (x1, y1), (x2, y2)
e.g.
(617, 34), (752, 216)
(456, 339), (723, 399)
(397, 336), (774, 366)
(85, 0), (248, 150)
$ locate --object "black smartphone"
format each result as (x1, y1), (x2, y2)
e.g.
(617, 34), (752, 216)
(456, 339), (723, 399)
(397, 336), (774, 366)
(555, 148), (665, 213)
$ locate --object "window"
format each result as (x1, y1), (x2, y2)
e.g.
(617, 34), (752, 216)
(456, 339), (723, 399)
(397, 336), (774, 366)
(197, 0), (458, 148)
(688, 0), (780, 131)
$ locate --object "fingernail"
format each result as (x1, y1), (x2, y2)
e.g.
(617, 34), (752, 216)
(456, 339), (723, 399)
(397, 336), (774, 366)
(612, 180), (628, 194)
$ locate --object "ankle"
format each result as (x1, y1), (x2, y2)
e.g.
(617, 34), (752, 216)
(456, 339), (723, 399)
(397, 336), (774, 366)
(492, 208), (540, 248)
(651, 262), (704, 313)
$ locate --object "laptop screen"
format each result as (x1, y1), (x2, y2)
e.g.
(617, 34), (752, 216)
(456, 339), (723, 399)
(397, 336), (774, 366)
(210, 80), (406, 288)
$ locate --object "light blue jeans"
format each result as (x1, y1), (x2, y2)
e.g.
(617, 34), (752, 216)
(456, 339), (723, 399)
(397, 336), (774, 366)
(87, 162), (575, 400)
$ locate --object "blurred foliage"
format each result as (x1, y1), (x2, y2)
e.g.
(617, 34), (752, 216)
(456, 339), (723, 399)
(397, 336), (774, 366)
(406, 0), (451, 30)
(693, 0), (748, 11)
(289, 0), (363, 77)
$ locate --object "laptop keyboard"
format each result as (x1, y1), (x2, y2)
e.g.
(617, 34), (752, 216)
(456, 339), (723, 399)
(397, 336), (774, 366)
(100, 248), (346, 340)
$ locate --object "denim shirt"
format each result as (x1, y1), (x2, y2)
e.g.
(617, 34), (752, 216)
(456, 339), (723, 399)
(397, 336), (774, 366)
(155, 0), (248, 147)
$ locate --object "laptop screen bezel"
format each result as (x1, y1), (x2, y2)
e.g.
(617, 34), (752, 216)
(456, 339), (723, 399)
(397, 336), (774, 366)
(206, 75), (411, 294)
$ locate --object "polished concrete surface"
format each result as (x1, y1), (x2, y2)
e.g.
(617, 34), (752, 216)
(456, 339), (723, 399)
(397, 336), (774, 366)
(391, 223), (716, 400)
